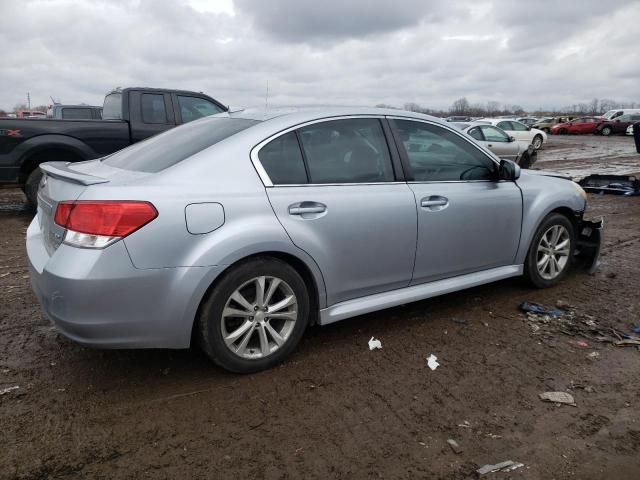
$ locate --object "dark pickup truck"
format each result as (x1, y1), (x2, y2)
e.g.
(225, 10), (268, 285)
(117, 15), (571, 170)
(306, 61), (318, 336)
(0, 87), (227, 206)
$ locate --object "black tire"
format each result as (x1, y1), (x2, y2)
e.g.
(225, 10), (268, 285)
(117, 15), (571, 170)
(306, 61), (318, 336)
(524, 213), (575, 289)
(532, 134), (543, 150)
(197, 257), (310, 373)
(600, 126), (612, 136)
(24, 168), (43, 211)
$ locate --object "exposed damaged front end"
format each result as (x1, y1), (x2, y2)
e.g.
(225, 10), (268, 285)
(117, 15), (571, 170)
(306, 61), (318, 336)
(575, 216), (604, 274)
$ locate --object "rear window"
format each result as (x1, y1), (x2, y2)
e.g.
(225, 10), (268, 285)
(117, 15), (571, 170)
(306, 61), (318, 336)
(102, 117), (259, 173)
(102, 93), (122, 120)
(61, 108), (92, 120)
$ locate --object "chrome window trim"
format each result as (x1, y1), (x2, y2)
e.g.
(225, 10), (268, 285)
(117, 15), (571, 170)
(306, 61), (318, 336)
(250, 115), (391, 188)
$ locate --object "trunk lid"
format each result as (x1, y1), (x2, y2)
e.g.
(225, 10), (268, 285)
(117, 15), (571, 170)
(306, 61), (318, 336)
(36, 160), (148, 254)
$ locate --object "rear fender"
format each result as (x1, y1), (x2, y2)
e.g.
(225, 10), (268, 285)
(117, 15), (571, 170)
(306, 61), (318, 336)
(16, 135), (96, 170)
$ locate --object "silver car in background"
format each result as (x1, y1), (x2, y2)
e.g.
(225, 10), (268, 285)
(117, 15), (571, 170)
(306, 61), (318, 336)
(452, 122), (537, 168)
(27, 108), (602, 373)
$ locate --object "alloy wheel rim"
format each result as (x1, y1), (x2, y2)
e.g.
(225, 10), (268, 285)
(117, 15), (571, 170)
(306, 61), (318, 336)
(536, 225), (570, 280)
(533, 137), (542, 148)
(221, 276), (298, 360)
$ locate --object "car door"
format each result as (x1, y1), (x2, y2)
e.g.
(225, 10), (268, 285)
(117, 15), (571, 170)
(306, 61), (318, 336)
(259, 117), (417, 306)
(389, 118), (522, 284)
(614, 115), (632, 133)
(507, 120), (533, 142)
(478, 125), (518, 161)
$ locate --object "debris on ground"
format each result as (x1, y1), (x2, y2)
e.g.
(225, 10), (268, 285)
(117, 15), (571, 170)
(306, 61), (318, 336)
(519, 301), (563, 317)
(615, 339), (640, 347)
(476, 460), (524, 476)
(587, 351), (600, 359)
(0, 385), (20, 396)
(426, 354), (439, 371)
(539, 391), (576, 406)
(447, 438), (463, 454)
(569, 340), (589, 348)
(578, 174), (640, 196)
(519, 302), (633, 344)
(556, 299), (574, 310)
(368, 337), (382, 350)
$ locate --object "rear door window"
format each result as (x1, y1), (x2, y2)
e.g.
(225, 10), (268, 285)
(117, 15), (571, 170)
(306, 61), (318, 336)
(297, 118), (394, 184)
(61, 108), (92, 120)
(467, 127), (484, 141)
(497, 121), (512, 130)
(103, 117), (258, 172)
(258, 132), (308, 185)
(141, 94), (168, 124)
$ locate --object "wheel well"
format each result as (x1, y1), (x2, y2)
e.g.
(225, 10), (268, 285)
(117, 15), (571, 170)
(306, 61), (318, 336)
(550, 207), (580, 233)
(191, 251), (322, 345)
(19, 148), (83, 183)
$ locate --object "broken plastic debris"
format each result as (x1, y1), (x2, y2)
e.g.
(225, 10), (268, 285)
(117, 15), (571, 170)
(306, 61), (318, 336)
(476, 460), (521, 476)
(426, 354), (439, 370)
(447, 438), (463, 454)
(0, 386), (19, 396)
(587, 351), (600, 359)
(368, 337), (382, 350)
(539, 391), (576, 406)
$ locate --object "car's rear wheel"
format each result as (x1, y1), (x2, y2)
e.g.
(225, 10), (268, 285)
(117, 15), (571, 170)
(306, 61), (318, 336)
(532, 134), (543, 150)
(198, 257), (310, 373)
(600, 126), (612, 136)
(524, 213), (574, 288)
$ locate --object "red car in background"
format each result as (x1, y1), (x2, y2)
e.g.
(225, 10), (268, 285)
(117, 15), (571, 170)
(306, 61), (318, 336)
(551, 116), (603, 135)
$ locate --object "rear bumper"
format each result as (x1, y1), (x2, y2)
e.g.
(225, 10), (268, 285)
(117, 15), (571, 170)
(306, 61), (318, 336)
(26, 216), (220, 349)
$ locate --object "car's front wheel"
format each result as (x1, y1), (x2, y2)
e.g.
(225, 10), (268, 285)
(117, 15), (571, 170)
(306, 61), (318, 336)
(600, 126), (612, 136)
(197, 257), (310, 373)
(524, 213), (574, 288)
(532, 134), (543, 149)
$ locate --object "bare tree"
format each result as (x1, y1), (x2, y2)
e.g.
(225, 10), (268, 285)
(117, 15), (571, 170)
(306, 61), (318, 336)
(450, 97), (470, 114)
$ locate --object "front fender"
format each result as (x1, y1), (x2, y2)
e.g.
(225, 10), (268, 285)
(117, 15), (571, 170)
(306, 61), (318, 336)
(515, 174), (586, 264)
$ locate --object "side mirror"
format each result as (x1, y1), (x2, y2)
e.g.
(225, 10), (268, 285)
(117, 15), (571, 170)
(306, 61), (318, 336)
(499, 159), (521, 180)
(615, 119), (621, 123)
(508, 135), (516, 142)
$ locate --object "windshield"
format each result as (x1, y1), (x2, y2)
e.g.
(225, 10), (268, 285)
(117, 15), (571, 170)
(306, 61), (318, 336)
(102, 116), (259, 173)
(102, 93), (123, 120)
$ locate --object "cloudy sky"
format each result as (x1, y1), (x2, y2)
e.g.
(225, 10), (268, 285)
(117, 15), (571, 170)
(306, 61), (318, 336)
(1, 0), (639, 112)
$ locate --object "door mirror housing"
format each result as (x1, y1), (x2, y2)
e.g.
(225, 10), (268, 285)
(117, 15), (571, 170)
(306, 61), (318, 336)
(499, 159), (521, 181)
(508, 135), (516, 142)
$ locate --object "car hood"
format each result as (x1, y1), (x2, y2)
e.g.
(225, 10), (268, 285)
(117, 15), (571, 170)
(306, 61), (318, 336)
(520, 169), (573, 181)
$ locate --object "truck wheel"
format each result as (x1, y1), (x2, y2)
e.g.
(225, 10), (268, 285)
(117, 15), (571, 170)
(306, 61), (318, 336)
(197, 257), (310, 373)
(524, 213), (574, 288)
(24, 168), (43, 210)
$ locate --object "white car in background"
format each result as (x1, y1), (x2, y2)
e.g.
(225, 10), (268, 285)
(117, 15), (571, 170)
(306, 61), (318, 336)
(627, 124), (634, 136)
(477, 118), (547, 150)
(452, 122), (537, 168)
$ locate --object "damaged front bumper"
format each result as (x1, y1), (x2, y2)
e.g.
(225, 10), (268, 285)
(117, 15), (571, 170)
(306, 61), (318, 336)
(575, 217), (604, 274)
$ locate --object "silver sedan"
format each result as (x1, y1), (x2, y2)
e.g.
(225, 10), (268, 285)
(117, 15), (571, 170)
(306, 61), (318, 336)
(27, 108), (602, 373)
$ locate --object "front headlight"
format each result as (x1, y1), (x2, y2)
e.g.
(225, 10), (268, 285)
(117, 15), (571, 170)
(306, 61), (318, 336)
(572, 181), (587, 201)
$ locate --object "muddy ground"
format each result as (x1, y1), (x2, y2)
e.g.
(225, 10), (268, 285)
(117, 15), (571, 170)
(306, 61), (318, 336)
(1, 135), (639, 479)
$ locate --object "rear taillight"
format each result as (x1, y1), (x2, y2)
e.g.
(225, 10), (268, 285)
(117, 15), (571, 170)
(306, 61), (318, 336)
(54, 201), (158, 248)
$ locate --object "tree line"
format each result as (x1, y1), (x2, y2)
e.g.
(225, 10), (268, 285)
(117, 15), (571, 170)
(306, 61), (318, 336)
(376, 97), (640, 117)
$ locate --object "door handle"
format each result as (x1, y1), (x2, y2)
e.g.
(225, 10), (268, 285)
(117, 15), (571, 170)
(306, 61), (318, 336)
(288, 202), (327, 215)
(420, 196), (449, 210)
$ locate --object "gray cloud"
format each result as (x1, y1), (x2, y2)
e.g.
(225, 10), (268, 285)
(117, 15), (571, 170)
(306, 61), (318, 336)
(0, 0), (639, 112)
(234, 0), (460, 43)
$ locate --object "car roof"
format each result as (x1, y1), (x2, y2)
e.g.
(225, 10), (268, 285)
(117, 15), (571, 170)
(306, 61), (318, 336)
(228, 106), (451, 127)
